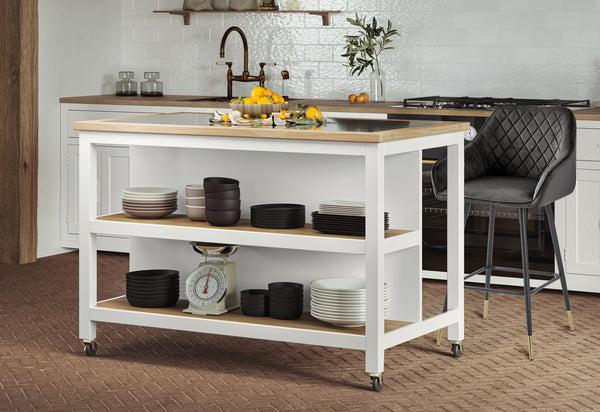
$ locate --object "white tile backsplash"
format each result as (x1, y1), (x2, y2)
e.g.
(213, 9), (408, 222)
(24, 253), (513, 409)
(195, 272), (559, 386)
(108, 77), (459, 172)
(120, 1), (600, 103)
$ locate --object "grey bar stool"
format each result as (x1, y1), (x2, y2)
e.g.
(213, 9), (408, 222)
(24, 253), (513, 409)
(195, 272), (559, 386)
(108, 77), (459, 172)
(431, 105), (576, 360)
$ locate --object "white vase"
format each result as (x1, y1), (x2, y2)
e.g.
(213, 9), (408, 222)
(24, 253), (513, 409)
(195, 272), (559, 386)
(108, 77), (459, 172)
(369, 65), (386, 102)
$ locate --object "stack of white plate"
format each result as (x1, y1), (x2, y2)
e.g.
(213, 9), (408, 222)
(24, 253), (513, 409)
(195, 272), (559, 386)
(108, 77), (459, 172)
(121, 187), (178, 218)
(310, 278), (389, 327)
(318, 200), (365, 216)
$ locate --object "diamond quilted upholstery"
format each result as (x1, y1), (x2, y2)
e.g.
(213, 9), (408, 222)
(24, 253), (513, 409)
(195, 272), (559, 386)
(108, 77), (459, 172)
(474, 106), (573, 178)
(431, 105), (576, 208)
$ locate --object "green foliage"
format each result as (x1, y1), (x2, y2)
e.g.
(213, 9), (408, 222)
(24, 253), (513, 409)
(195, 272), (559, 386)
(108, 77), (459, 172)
(342, 14), (400, 77)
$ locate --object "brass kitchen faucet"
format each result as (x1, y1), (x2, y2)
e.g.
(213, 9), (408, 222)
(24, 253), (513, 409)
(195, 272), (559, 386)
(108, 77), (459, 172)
(219, 26), (265, 99)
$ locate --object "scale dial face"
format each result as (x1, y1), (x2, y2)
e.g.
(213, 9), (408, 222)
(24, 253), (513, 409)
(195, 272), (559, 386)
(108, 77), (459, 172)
(186, 265), (227, 307)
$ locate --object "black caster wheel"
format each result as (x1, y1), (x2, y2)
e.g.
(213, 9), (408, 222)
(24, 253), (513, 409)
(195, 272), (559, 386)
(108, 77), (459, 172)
(451, 343), (463, 358)
(371, 376), (383, 392)
(84, 341), (98, 356)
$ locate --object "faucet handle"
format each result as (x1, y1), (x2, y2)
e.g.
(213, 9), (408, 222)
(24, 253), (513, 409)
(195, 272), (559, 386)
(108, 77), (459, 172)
(216, 59), (231, 66)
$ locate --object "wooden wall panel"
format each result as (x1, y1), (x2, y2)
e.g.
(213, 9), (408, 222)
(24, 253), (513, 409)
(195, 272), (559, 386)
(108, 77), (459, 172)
(0, 0), (38, 263)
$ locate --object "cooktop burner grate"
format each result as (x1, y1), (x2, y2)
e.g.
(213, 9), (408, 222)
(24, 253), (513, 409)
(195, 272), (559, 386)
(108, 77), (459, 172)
(403, 96), (591, 110)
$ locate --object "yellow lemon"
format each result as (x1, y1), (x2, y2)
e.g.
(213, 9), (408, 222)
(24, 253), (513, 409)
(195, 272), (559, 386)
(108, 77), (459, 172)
(251, 86), (266, 98)
(243, 97), (255, 104)
(256, 96), (274, 104)
(271, 93), (284, 104)
(222, 113), (230, 122)
(305, 106), (322, 122)
(243, 113), (250, 118)
(260, 113), (268, 119)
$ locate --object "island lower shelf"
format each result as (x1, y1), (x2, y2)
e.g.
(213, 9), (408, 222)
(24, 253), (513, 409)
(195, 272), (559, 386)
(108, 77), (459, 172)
(91, 213), (418, 254)
(92, 296), (410, 350)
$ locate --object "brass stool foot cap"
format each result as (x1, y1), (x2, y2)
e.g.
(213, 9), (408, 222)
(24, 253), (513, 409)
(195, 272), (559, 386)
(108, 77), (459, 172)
(436, 329), (443, 346)
(528, 335), (534, 360)
(483, 299), (489, 319)
(567, 310), (575, 331)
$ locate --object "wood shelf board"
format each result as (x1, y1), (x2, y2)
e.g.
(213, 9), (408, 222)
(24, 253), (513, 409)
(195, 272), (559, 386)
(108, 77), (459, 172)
(96, 213), (411, 240)
(154, 10), (340, 26)
(96, 296), (409, 335)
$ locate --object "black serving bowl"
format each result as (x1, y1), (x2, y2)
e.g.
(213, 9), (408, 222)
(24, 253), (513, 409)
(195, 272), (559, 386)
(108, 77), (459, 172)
(241, 303), (268, 317)
(268, 282), (303, 293)
(206, 197), (241, 211)
(203, 177), (239, 192)
(205, 209), (241, 226)
(126, 285), (179, 293)
(126, 278), (179, 287)
(269, 305), (303, 320)
(205, 188), (241, 199)
(240, 289), (269, 303)
(268, 295), (303, 305)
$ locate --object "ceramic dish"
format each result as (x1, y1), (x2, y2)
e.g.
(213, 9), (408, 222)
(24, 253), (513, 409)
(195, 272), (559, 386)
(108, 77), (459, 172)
(230, 102), (289, 117)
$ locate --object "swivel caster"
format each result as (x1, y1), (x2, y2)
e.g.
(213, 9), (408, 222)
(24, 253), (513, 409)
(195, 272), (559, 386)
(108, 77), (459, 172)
(451, 342), (463, 358)
(84, 341), (98, 356)
(370, 376), (383, 392)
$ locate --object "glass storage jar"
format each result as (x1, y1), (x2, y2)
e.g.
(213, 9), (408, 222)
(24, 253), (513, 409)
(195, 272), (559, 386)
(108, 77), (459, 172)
(115, 71), (137, 96)
(141, 72), (163, 97)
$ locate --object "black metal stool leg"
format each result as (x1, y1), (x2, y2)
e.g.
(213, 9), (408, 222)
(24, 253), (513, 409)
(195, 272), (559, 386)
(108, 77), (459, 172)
(437, 203), (471, 346)
(545, 204), (574, 331)
(519, 208), (534, 360)
(483, 205), (496, 319)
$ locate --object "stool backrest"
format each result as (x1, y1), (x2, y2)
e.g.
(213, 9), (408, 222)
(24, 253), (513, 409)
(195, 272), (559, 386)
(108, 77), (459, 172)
(472, 106), (576, 179)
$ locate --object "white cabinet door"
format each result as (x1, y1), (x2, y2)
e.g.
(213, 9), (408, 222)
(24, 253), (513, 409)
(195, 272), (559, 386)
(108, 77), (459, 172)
(100, 146), (130, 215)
(565, 167), (600, 275)
(66, 143), (80, 236)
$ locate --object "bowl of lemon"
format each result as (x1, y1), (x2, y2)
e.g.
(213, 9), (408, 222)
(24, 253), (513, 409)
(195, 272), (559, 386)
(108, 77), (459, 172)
(230, 86), (289, 117)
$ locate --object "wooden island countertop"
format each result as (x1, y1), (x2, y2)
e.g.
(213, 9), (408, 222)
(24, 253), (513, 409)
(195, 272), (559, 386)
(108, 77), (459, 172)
(74, 112), (469, 144)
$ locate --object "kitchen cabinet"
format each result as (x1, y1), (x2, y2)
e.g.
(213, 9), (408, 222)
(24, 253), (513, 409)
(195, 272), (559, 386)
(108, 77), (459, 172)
(74, 113), (466, 390)
(60, 103), (213, 251)
(556, 120), (600, 292)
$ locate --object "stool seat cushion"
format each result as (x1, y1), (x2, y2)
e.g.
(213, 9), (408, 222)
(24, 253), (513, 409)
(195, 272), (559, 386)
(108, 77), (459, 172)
(437, 175), (538, 207)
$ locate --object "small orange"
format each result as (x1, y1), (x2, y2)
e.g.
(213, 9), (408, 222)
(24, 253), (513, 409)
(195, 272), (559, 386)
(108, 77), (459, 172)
(222, 113), (230, 123)
(356, 94), (366, 103)
(264, 89), (273, 97)
(360, 92), (370, 102)
(305, 106), (322, 122)
(243, 113), (250, 118)
(260, 113), (268, 119)
(348, 94), (357, 103)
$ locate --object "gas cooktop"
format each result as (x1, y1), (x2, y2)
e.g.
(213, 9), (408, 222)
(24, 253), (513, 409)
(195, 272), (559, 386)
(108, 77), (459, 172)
(403, 96), (591, 110)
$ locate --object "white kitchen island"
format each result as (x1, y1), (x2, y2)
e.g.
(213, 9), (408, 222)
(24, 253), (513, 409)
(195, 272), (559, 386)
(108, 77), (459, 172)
(75, 112), (467, 391)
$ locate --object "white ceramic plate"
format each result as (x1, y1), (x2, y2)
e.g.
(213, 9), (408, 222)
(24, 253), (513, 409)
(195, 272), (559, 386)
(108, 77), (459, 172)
(122, 187), (177, 195)
(123, 207), (177, 213)
(311, 277), (365, 291)
(123, 209), (176, 218)
(122, 200), (178, 207)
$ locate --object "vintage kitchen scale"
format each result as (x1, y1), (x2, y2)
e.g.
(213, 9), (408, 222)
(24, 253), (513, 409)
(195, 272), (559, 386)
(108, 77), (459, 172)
(183, 242), (239, 316)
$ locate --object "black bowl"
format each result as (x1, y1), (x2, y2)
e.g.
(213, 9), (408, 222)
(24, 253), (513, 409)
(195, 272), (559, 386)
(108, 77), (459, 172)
(126, 294), (179, 308)
(205, 188), (241, 199)
(241, 304), (268, 317)
(126, 278), (179, 287)
(125, 269), (179, 280)
(269, 300), (303, 309)
(269, 282), (303, 292)
(268, 296), (303, 305)
(206, 198), (241, 210)
(125, 291), (179, 299)
(270, 306), (303, 320)
(206, 209), (241, 226)
(203, 177), (239, 192)
(241, 289), (269, 298)
(126, 286), (179, 294)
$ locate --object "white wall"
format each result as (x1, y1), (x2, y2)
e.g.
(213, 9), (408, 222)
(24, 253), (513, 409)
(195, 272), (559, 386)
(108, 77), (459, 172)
(38, 0), (121, 257)
(122, 0), (600, 103)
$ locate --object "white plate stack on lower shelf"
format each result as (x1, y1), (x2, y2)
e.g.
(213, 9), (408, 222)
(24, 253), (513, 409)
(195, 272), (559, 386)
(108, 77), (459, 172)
(121, 187), (178, 218)
(310, 278), (389, 327)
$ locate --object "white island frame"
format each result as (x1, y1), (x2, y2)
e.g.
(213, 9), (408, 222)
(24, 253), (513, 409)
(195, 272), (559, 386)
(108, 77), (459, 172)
(76, 113), (465, 390)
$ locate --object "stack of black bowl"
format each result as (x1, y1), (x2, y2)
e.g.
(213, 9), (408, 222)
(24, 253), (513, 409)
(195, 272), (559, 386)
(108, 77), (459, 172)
(268, 282), (304, 319)
(125, 269), (179, 308)
(204, 177), (241, 226)
(250, 203), (305, 229)
(240, 289), (269, 317)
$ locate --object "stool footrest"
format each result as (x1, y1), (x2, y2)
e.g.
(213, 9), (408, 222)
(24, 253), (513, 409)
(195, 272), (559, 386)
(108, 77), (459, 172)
(464, 265), (561, 296)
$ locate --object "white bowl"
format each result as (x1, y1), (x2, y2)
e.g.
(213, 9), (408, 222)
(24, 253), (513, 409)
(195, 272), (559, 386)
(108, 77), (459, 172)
(185, 196), (205, 206)
(186, 205), (206, 221)
(185, 184), (205, 197)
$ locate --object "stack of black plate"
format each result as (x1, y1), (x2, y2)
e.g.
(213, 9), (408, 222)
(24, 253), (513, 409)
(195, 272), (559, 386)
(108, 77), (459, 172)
(251, 204), (305, 229)
(240, 289), (269, 317)
(268, 282), (304, 319)
(125, 269), (179, 308)
(311, 212), (389, 236)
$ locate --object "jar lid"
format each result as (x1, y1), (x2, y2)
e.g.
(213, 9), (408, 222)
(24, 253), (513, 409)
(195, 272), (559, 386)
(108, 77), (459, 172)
(119, 71), (134, 78)
(144, 72), (160, 79)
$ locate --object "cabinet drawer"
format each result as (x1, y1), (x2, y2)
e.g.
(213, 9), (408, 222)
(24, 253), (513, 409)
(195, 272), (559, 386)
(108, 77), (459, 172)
(577, 128), (600, 161)
(67, 111), (147, 138)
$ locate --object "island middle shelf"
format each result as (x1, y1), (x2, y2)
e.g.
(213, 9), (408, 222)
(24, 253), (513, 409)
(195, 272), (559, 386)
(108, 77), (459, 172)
(91, 213), (419, 255)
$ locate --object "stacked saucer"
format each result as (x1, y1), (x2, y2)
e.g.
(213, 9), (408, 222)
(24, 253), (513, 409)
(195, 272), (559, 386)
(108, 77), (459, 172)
(122, 187), (177, 218)
(250, 204), (305, 229)
(310, 278), (389, 327)
(126, 269), (179, 308)
(312, 200), (388, 236)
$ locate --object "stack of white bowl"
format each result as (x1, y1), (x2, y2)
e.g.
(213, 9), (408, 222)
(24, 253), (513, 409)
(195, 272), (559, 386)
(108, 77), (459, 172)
(185, 184), (206, 221)
(121, 187), (177, 218)
(310, 278), (389, 327)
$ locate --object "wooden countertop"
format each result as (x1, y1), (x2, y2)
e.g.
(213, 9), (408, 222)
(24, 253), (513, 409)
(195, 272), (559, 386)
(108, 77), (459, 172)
(73, 112), (469, 144)
(61, 94), (600, 121)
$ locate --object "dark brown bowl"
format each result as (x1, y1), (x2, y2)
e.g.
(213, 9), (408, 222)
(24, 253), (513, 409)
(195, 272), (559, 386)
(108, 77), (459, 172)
(206, 198), (241, 211)
(203, 177), (239, 192)
(205, 209), (241, 226)
(125, 269), (179, 280)
(205, 188), (241, 199)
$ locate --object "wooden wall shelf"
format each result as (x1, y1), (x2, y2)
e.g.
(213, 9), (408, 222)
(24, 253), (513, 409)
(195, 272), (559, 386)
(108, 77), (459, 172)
(154, 10), (340, 26)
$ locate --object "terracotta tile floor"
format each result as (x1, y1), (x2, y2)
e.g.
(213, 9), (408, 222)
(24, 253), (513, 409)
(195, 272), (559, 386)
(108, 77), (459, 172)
(1, 251), (600, 411)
